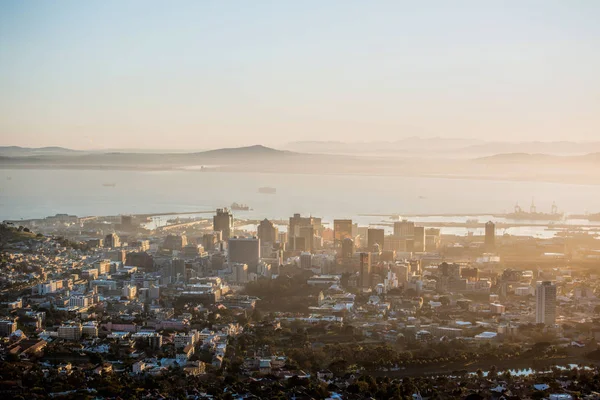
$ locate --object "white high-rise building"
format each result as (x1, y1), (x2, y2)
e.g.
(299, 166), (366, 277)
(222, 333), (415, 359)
(536, 281), (557, 325)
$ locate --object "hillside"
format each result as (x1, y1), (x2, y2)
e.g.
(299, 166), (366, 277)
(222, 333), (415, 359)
(0, 145), (599, 185)
(475, 152), (600, 164)
(0, 145), (300, 168)
(0, 146), (81, 156)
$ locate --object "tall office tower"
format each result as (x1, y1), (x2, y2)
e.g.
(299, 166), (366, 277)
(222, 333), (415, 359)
(163, 234), (188, 251)
(104, 233), (121, 248)
(334, 219), (353, 247)
(367, 228), (385, 252)
(359, 252), (372, 288)
(485, 221), (496, 251)
(413, 226), (426, 252)
(300, 252), (312, 269)
(536, 281), (557, 325)
(257, 219), (278, 244)
(172, 259), (186, 282)
(214, 208), (234, 240)
(425, 228), (441, 251)
(288, 213), (321, 251)
(393, 220), (415, 238)
(299, 225), (315, 252)
(384, 235), (404, 252)
(291, 236), (306, 252)
(341, 238), (354, 260)
(228, 237), (260, 270)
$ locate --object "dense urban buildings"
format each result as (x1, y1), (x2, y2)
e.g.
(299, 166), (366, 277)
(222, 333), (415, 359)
(2, 204), (600, 399)
(288, 213), (321, 252)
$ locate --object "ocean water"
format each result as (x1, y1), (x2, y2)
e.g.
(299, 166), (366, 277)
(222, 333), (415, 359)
(1, 168), (599, 237)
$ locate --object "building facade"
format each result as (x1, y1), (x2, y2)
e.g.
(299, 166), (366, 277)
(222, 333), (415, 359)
(536, 281), (557, 325)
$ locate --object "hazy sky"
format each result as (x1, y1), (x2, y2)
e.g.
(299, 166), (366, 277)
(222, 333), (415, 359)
(1, 1), (599, 149)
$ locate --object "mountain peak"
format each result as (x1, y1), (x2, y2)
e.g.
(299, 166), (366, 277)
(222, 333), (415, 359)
(198, 145), (289, 156)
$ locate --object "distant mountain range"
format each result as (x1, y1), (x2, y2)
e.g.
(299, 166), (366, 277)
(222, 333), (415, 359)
(284, 139), (600, 157)
(283, 137), (484, 155)
(0, 146), (81, 156)
(476, 152), (600, 164)
(0, 144), (599, 185)
(0, 145), (301, 169)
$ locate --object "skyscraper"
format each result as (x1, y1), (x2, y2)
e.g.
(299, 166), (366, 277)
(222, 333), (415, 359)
(359, 252), (372, 288)
(485, 221), (496, 251)
(299, 225), (316, 252)
(341, 238), (354, 260)
(536, 281), (557, 325)
(163, 234), (188, 251)
(214, 208), (234, 240)
(288, 213), (321, 251)
(228, 237), (260, 270)
(413, 226), (426, 252)
(425, 228), (441, 251)
(367, 228), (385, 252)
(333, 219), (353, 247)
(257, 219), (278, 244)
(394, 220), (415, 238)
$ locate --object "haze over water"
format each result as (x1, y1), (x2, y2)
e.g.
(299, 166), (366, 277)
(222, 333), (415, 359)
(2, 169), (599, 234)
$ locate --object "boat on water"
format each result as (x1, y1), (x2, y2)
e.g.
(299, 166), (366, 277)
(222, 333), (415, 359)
(258, 187), (276, 194)
(505, 201), (563, 221)
(102, 183), (116, 187)
(231, 202), (250, 211)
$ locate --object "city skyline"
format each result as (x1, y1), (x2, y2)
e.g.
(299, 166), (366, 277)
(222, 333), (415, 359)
(2, 1), (599, 149)
(2, 2), (600, 396)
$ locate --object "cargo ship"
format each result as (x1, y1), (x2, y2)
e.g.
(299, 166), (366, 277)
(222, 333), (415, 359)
(231, 202), (250, 211)
(504, 201), (563, 221)
(258, 187), (276, 194)
(102, 183), (116, 187)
